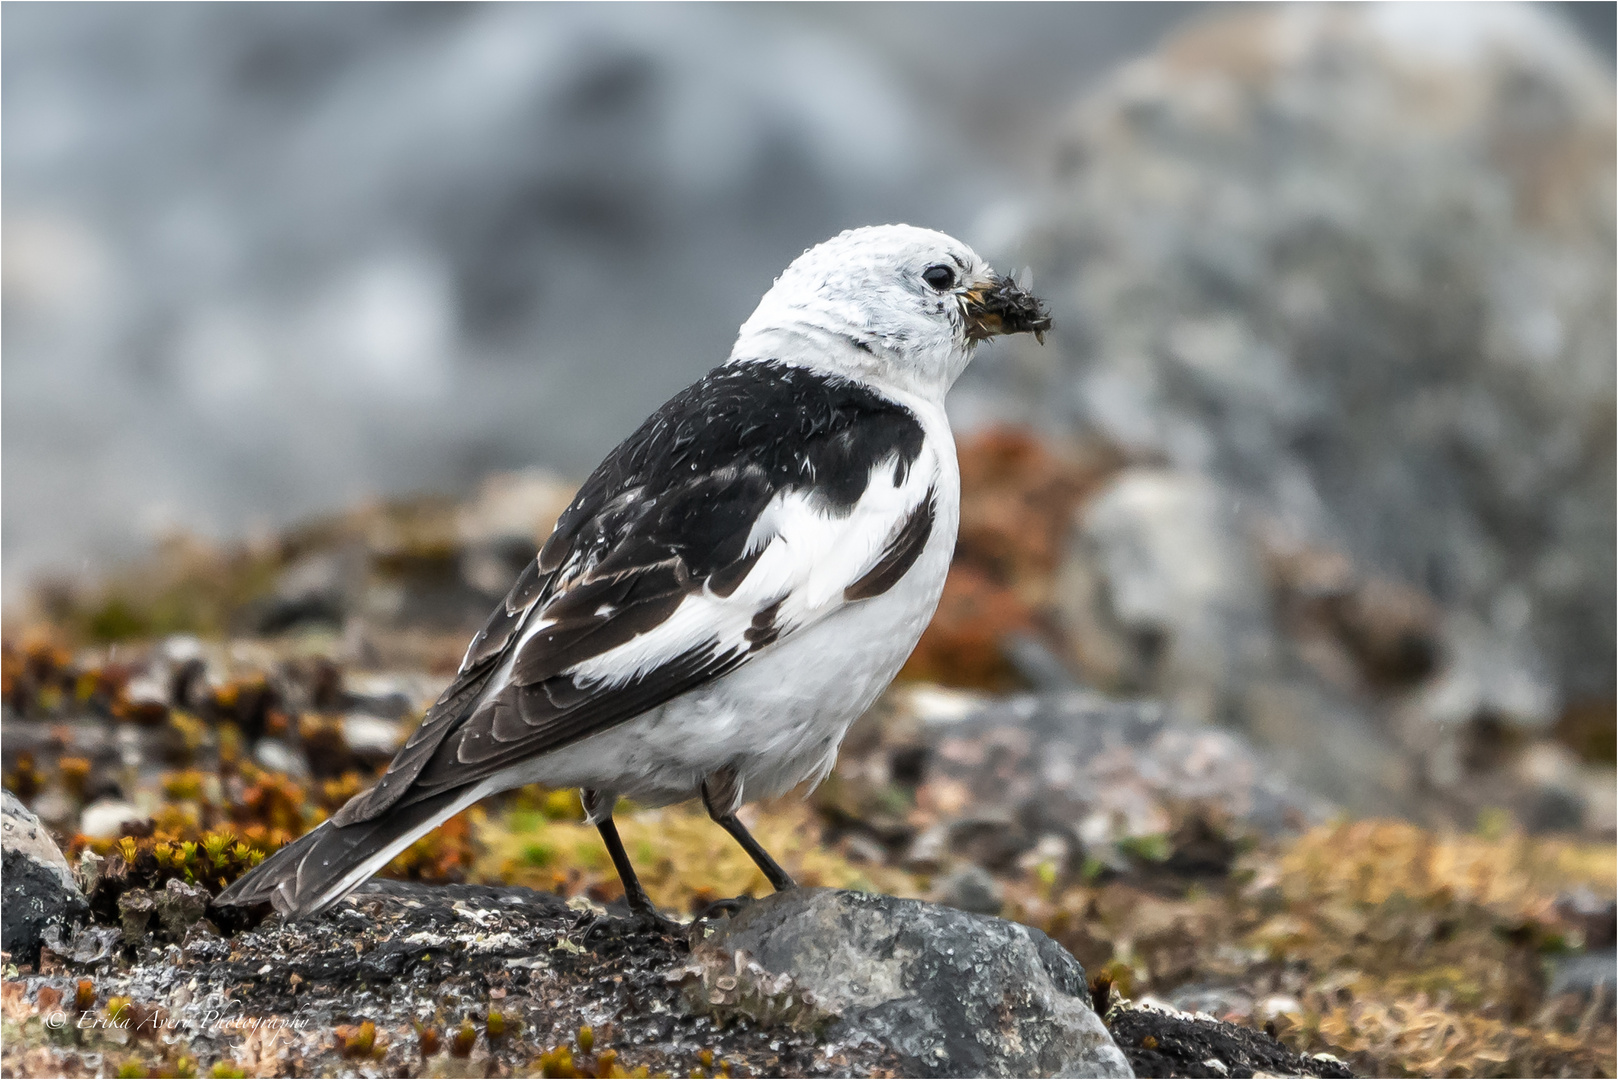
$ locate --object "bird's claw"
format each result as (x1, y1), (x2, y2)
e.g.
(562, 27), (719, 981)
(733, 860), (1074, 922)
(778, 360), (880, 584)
(572, 904), (684, 943)
(627, 907), (686, 937)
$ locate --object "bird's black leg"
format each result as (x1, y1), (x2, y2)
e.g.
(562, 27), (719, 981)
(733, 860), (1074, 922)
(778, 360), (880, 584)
(701, 768), (796, 893)
(583, 789), (677, 933)
(594, 815), (661, 917)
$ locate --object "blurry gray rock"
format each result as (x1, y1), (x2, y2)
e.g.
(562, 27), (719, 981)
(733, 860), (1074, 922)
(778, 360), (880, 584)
(684, 888), (1132, 1078)
(933, 864), (1004, 916)
(456, 469), (575, 597)
(991, 5), (1616, 724)
(1548, 950), (1617, 1002)
(257, 549), (364, 633)
(2, 789), (89, 965)
(1056, 468), (1276, 722)
(895, 685), (1331, 848)
(252, 737), (309, 779)
(1409, 615), (1559, 732)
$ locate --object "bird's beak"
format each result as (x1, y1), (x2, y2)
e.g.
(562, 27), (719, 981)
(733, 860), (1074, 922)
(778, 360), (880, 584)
(962, 274), (1052, 344)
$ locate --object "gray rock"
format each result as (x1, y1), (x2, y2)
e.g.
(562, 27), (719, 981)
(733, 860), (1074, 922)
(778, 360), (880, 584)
(257, 549), (361, 632)
(1048, 469), (1421, 815)
(681, 888), (1133, 1078)
(986, 4), (1615, 729)
(39, 923), (121, 966)
(1056, 468), (1277, 717)
(933, 864), (1003, 916)
(119, 887), (157, 940)
(896, 687), (1330, 847)
(252, 737), (309, 778)
(1548, 950), (1617, 1001)
(2, 789), (90, 965)
(154, 878), (212, 938)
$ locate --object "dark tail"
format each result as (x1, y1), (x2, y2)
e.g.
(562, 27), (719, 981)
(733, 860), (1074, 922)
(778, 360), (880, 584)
(214, 788), (472, 919)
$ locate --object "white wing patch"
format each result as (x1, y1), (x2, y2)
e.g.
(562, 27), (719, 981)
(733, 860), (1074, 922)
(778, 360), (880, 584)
(560, 449), (936, 692)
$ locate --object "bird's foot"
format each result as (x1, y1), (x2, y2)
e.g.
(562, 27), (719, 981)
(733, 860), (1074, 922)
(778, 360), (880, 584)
(572, 902), (684, 943)
(626, 906), (687, 938)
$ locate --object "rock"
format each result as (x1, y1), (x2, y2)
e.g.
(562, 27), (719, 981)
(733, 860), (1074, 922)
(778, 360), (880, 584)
(39, 923), (121, 965)
(154, 878), (211, 938)
(683, 888), (1133, 1078)
(457, 469), (575, 597)
(77, 797), (147, 839)
(1108, 1004), (1352, 1078)
(1548, 950), (1617, 1002)
(1556, 888), (1617, 950)
(118, 887), (156, 940)
(898, 688), (1330, 850)
(991, 3), (1615, 726)
(1051, 469), (1422, 816)
(2, 789), (89, 965)
(257, 549), (361, 632)
(1056, 468), (1277, 715)
(933, 864), (1003, 916)
(252, 737), (309, 778)
(0, 879), (1133, 1078)
(1164, 983), (1254, 1023)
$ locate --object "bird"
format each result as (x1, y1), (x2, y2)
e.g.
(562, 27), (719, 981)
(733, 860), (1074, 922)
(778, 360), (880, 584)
(216, 224), (1051, 922)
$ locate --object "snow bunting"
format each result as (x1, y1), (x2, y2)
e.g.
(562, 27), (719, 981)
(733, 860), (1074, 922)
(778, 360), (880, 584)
(218, 225), (1051, 920)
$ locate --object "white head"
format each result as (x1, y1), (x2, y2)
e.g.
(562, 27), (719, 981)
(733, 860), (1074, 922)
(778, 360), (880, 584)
(730, 225), (1050, 400)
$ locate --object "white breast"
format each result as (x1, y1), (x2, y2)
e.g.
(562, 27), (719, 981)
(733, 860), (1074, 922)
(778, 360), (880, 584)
(499, 391), (961, 808)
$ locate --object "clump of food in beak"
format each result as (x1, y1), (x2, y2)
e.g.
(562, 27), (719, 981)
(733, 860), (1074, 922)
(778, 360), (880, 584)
(963, 275), (1053, 343)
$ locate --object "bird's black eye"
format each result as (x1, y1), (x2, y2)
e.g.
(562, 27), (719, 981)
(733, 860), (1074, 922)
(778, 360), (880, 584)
(922, 264), (956, 291)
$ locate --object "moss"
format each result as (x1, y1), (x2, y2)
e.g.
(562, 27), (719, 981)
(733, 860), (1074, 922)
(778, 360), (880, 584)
(530, 1026), (655, 1078)
(1015, 818), (1616, 1079)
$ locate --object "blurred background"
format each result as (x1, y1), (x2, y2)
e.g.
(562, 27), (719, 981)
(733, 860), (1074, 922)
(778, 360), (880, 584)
(3, 1), (1211, 587)
(3, 5), (1615, 1076)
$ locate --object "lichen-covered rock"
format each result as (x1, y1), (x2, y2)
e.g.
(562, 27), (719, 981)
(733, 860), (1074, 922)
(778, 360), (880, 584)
(3, 881), (1134, 1078)
(2, 789), (89, 965)
(681, 888), (1134, 1078)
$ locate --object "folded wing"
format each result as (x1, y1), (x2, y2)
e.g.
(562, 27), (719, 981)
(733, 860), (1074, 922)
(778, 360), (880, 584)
(339, 360), (937, 823)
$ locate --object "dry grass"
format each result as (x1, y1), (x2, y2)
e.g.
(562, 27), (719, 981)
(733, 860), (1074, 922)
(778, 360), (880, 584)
(474, 788), (922, 917)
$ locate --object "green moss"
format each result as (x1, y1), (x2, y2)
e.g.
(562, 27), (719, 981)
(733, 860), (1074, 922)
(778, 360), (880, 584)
(1117, 833), (1172, 863)
(87, 597), (152, 642)
(522, 841), (557, 868)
